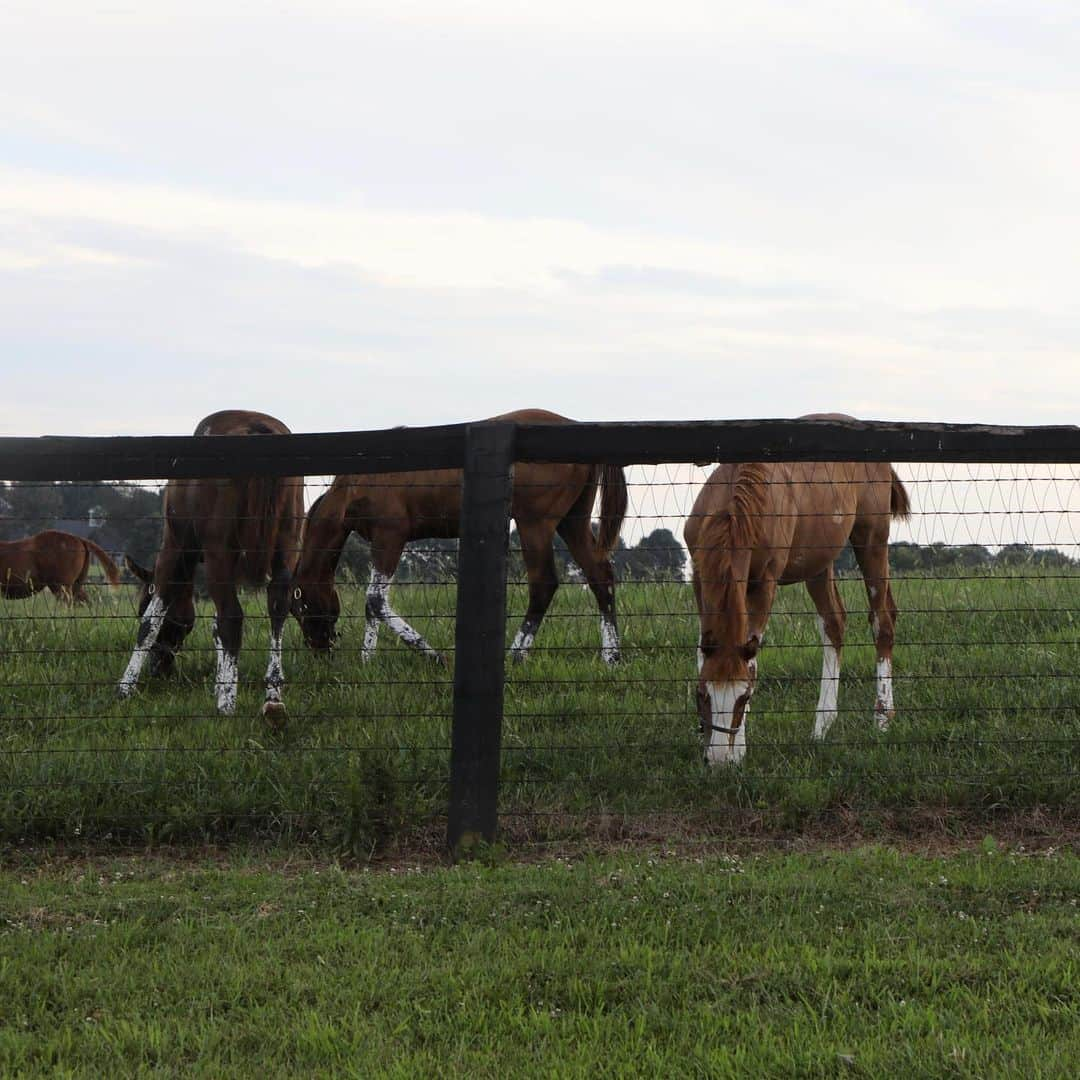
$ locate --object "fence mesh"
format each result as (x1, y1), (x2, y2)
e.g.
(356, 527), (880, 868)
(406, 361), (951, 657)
(0, 458), (1078, 848)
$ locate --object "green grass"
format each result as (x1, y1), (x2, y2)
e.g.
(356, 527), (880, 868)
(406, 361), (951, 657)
(0, 570), (1077, 847)
(0, 846), (1076, 1076)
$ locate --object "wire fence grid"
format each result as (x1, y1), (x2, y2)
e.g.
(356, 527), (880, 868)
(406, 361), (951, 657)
(0, 419), (1078, 851)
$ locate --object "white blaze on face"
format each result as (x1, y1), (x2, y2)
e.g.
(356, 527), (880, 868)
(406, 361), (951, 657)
(875, 657), (894, 730)
(117, 595), (165, 698)
(703, 680), (750, 766)
(214, 627), (239, 715)
(813, 616), (841, 740)
(600, 616), (619, 665)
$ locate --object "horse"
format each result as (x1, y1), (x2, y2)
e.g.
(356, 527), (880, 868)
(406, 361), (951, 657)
(0, 530), (120, 602)
(290, 409), (628, 665)
(685, 416), (912, 765)
(117, 411), (305, 723)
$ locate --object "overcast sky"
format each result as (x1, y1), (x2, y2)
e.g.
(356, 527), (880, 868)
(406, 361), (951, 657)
(1, 1), (1078, 438)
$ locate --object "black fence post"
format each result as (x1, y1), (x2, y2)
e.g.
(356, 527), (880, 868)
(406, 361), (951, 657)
(447, 422), (516, 855)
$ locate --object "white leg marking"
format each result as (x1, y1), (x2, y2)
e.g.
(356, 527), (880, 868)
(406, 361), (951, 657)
(875, 657), (894, 730)
(510, 626), (536, 663)
(362, 618), (380, 661)
(368, 569), (441, 660)
(600, 616), (620, 664)
(813, 616), (841, 740)
(704, 680), (750, 766)
(697, 637), (705, 674)
(264, 629), (284, 705)
(214, 624), (239, 715)
(117, 595), (165, 698)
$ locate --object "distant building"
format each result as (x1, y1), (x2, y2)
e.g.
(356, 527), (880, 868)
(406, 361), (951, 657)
(52, 516), (127, 564)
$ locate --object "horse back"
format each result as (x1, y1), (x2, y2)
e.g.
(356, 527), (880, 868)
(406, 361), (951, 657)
(159, 412), (302, 583)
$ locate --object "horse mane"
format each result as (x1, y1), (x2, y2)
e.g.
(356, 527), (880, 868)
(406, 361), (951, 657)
(695, 464), (770, 675)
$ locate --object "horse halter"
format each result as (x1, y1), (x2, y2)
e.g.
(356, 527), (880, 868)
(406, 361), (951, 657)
(700, 719), (742, 737)
(696, 685), (751, 739)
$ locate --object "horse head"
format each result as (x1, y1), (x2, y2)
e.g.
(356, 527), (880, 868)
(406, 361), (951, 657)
(290, 574), (340, 652)
(697, 629), (759, 766)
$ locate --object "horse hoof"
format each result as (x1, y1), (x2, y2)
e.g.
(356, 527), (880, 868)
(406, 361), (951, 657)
(262, 700), (288, 731)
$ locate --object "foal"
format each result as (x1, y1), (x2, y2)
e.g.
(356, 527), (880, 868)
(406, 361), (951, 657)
(117, 411), (304, 721)
(291, 409), (628, 664)
(686, 428), (911, 765)
(0, 530), (120, 602)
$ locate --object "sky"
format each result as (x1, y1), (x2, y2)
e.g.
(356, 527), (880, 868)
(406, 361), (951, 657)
(1, 0), (1078, 441)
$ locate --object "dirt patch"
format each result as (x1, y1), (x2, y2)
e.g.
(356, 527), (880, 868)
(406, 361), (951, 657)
(0, 806), (1076, 876)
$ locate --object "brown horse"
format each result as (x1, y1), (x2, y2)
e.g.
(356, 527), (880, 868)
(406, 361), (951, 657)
(291, 409), (628, 664)
(0, 530), (120, 602)
(117, 411), (305, 722)
(685, 416), (911, 765)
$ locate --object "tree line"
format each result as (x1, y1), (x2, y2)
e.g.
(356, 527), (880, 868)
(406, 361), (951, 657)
(2, 482), (1075, 583)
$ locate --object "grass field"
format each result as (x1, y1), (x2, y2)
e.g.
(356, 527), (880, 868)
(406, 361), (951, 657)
(0, 569), (1077, 848)
(0, 845), (1076, 1076)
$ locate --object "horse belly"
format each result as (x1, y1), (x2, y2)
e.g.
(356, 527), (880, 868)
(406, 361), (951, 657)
(779, 515), (854, 584)
(0, 579), (36, 599)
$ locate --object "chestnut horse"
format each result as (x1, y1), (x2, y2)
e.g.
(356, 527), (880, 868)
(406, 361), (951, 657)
(117, 411), (304, 722)
(291, 409), (628, 664)
(685, 416), (911, 765)
(0, 530), (120, 602)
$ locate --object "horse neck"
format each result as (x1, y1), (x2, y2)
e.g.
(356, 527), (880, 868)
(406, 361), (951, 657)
(697, 468), (768, 678)
(301, 492), (351, 581)
(700, 543), (752, 680)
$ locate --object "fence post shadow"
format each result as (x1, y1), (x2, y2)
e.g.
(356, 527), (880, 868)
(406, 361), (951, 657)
(447, 422), (516, 856)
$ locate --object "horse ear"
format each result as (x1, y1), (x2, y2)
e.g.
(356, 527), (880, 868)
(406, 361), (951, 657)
(124, 555), (153, 584)
(738, 635), (761, 662)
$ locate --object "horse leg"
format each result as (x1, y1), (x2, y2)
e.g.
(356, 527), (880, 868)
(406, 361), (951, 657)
(510, 523), (559, 663)
(117, 575), (173, 699)
(147, 553), (197, 678)
(49, 583), (76, 605)
(807, 571), (847, 741)
(557, 516), (619, 665)
(262, 552), (291, 726)
(852, 538), (897, 730)
(366, 536), (443, 664)
(205, 551), (243, 715)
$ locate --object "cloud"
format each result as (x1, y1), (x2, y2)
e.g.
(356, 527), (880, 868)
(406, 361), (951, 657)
(0, 2), (1077, 442)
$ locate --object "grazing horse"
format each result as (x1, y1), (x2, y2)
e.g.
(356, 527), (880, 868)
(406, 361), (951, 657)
(291, 409), (628, 664)
(0, 530), (120, 602)
(117, 411), (304, 722)
(685, 416), (911, 765)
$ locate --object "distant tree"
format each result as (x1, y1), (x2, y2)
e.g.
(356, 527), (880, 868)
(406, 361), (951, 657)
(399, 538), (458, 584)
(337, 534), (373, 585)
(0, 481), (163, 565)
(614, 528), (687, 582)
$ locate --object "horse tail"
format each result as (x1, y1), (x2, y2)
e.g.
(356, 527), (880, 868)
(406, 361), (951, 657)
(235, 476), (283, 584)
(594, 465), (628, 558)
(889, 468), (912, 523)
(82, 539), (121, 588)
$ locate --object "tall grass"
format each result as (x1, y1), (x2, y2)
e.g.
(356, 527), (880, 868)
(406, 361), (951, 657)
(0, 568), (1077, 847)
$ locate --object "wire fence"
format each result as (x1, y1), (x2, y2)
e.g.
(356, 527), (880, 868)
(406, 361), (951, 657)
(0, 418), (1078, 852)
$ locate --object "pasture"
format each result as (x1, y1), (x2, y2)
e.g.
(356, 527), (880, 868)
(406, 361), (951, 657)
(0, 567), (1077, 849)
(0, 846), (1076, 1075)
